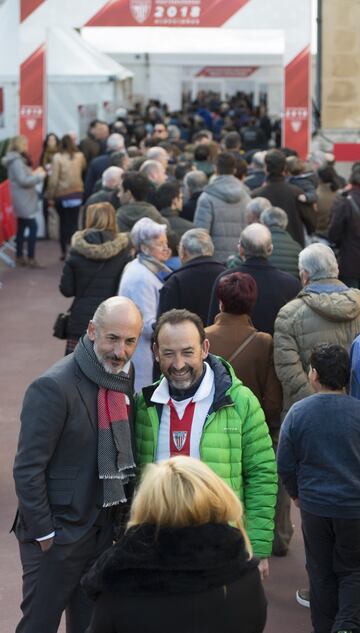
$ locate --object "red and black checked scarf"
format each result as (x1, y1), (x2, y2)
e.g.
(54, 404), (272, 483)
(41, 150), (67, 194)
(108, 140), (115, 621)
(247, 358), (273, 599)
(75, 335), (135, 507)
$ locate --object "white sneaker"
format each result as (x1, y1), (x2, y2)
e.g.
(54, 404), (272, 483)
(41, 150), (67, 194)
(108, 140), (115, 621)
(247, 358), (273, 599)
(296, 588), (310, 608)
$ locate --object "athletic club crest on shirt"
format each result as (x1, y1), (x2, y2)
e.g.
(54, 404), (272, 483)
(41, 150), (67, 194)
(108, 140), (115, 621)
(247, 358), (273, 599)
(172, 431), (187, 452)
(130, 0), (152, 24)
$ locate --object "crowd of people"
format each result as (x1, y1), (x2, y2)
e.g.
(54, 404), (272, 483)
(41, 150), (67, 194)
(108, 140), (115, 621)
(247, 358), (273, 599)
(6, 95), (360, 633)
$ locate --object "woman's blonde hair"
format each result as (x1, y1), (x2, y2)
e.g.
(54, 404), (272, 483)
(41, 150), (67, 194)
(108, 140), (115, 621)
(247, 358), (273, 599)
(128, 456), (252, 557)
(85, 202), (117, 235)
(8, 135), (28, 154)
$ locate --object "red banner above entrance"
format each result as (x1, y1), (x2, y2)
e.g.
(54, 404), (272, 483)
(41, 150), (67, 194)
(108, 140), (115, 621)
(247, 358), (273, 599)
(196, 66), (259, 78)
(86, 0), (250, 27)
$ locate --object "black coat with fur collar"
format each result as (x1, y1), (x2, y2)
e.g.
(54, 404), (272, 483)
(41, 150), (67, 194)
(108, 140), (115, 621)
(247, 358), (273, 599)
(82, 522), (266, 633)
(59, 229), (132, 337)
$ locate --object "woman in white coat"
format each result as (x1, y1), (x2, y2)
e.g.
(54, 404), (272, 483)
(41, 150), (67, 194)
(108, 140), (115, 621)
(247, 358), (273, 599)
(118, 218), (171, 392)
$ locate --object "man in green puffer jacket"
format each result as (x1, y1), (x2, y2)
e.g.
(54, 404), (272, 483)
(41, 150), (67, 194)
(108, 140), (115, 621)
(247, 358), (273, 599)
(135, 309), (277, 576)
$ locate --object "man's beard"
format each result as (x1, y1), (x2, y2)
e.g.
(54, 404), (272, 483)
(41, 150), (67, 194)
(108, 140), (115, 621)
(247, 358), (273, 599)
(94, 350), (127, 375)
(166, 364), (197, 389)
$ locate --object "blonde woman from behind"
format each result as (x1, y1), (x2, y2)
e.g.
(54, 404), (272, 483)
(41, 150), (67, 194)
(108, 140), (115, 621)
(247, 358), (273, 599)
(83, 456), (267, 633)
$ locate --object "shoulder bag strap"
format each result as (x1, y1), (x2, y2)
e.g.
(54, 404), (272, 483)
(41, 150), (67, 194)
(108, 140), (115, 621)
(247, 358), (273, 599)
(348, 195), (360, 216)
(227, 332), (257, 364)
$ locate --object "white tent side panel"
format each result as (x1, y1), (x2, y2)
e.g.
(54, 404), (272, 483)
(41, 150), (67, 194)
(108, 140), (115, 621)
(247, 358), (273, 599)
(0, 81), (18, 141)
(47, 80), (116, 139)
(0, 0), (19, 140)
(46, 27), (133, 138)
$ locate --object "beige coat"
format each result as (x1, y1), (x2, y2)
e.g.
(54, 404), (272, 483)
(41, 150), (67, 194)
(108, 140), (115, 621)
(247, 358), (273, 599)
(274, 278), (360, 416)
(205, 312), (282, 439)
(47, 151), (86, 199)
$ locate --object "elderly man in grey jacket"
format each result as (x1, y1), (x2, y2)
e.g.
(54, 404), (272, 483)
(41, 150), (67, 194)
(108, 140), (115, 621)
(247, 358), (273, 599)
(194, 152), (250, 263)
(274, 243), (360, 417)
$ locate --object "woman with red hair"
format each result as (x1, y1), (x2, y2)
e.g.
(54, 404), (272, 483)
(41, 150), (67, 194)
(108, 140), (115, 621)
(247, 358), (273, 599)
(205, 271), (282, 443)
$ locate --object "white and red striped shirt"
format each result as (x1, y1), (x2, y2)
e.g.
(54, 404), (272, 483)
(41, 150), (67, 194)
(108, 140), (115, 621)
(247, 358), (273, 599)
(152, 362), (215, 462)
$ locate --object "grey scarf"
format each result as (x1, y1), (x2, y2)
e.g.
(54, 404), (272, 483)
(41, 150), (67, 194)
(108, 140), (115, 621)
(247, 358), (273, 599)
(138, 252), (172, 275)
(74, 335), (135, 507)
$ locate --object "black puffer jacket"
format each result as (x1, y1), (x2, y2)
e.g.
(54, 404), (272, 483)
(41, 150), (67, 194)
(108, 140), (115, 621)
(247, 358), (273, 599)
(60, 229), (132, 336)
(82, 522), (266, 633)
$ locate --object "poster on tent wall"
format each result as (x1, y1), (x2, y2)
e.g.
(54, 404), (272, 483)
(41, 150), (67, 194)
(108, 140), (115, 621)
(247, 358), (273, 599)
(78, 104), (98, 139)
(0, 88), (4, 128)
(20, 45), (45, 165)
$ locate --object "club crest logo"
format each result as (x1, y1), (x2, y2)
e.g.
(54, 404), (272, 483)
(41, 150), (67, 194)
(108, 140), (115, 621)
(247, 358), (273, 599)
(129, 0), (152, 24)
(20, 105), (43, 132)
(172, 431), (187, 452)
(285, 107), (308, 135)
(26, 119), (37, 130)
(291, 120), (302, 133)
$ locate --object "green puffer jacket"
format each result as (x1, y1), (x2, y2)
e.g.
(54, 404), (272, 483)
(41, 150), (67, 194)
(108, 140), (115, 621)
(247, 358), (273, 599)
(135, 354), (277, 559)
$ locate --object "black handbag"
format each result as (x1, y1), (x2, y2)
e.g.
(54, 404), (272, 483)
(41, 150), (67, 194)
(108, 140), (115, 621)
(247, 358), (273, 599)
(53, 261), (106, 340)
(53, 311), (70, 339)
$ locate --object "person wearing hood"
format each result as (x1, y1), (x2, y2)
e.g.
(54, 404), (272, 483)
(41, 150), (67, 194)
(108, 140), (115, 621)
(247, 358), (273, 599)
(274, 242), (360, 418)
(59, 202), (133, 355)
(194, 152), (251, 263)
(2, 135), (45, 267)
(82, 456), (267, 633)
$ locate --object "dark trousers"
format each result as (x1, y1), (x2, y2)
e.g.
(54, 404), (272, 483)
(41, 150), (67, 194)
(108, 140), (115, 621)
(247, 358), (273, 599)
(42, 197), (49, 238)
(272, 475), (293, 555)
(301, 509), (360, 633)
(16, 218), (37, 259)
(56, 201), (81, 256)
(16, 512), (113, 633)
(272, 439), (294, 555)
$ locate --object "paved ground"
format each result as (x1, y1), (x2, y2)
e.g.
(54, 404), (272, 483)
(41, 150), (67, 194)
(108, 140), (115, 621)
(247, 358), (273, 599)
(0, 240), (311, 632)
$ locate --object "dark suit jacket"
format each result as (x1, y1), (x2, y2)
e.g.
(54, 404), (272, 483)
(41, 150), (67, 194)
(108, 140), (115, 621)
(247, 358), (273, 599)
(13, 354), (134, 545)
(207, 257), (301, 335)
(252, 176), (315, 247)
(181, 191), (202, 222)
(84, 153), (112, 200)
(158, 256), (226, 325)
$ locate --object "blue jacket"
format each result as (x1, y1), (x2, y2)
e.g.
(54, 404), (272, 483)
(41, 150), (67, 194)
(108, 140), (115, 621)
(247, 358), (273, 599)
(350, 334), (360, 399)
(277, 393), (360, 518)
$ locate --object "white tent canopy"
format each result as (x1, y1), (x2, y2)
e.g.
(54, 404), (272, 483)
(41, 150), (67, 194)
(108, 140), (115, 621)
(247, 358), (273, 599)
(46, 27), (133, 139)
(48, 27), (133, 82)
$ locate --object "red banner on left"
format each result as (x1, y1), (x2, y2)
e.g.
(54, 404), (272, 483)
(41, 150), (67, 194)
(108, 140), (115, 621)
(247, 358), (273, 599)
(20, 45), (45, 166)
